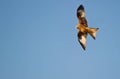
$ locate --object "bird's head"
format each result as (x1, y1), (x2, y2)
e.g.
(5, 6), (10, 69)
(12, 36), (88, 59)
(76, 24), (80, 29)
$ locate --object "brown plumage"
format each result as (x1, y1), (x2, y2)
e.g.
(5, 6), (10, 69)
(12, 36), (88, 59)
(76, 5), (99, 50)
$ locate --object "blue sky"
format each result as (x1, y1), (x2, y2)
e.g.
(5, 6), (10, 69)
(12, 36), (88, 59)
(0, 0), (120, 79)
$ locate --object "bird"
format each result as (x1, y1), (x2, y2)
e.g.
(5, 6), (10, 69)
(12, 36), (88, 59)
(76, 4), (99, 50)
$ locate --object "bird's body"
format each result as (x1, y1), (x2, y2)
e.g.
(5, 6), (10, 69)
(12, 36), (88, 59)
(76, 5), (99, 50)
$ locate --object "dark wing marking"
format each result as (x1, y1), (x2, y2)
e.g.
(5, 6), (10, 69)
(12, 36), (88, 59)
(78, 31), (88, 50)
(77, 5), (88, 27)
(77, 5), (85, 18)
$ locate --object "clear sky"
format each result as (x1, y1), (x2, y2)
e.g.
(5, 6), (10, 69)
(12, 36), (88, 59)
(0, 0), (120, 79)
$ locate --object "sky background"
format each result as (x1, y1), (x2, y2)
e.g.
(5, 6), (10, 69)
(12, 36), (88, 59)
(0, 0), (120, 79)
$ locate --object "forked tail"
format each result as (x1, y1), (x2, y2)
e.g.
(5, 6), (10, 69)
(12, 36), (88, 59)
(87, 28), (99, 39)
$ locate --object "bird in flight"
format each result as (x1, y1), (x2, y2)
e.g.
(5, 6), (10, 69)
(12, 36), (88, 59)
(76, 4), (99, 50)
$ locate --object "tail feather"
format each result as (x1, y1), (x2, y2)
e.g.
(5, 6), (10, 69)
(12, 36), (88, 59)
(88, 28), (99, 39)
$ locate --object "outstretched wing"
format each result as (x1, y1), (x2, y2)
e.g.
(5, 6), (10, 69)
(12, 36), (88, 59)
(78, 31), (88, 50)
(77, 5), (88, 27)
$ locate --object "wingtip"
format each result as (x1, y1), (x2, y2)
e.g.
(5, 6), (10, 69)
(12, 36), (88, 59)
(93, 37), (96, 40)
(80, 4), (84, 7)
(77, 4), (84, 11)
(79, 41), (86, 51)
(83, 47), (86, 50)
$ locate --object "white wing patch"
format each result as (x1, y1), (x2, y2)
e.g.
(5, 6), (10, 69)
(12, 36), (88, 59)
(80, 35), (86, 46)
(78, 10), (85, 18)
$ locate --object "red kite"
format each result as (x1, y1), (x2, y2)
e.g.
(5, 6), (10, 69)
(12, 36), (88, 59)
(76, 4), (99, 50)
